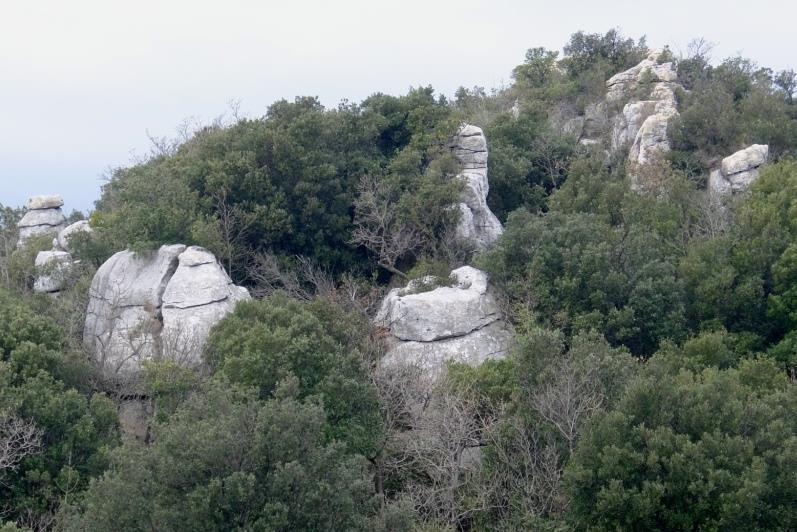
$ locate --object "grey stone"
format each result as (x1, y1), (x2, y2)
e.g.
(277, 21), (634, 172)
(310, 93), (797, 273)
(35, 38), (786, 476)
(375, 266), (512, 379)
(118, 399), (154, 443)
(18, 208), (66, 230)
(709, 144), (770, 197)
(448, 124), (503, 250)
(25, 195), (64, 210)
(381, 320), (513, 378)
(161, 246), (251, 357)
(376, 266), (499, 342)
(721, 144), (769, 176)
(18, 209), (67, 245)
(606, 51), (677, 103)
(84, 245), (249, 381)
(612, 100), (658, 151)
(54, 220), (92, 252)
(33, 250), (74, 293)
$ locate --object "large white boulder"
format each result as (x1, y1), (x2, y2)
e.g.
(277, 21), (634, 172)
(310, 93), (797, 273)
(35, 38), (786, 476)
(709, 144), (769, 196)
(376, 266), (512, 379)
(612, 100), (658, 151)
(448, 125), (503, 250)
(376, 266), (500, 342)
(161, 247), (251, 358)
(84, 245), (249, 381)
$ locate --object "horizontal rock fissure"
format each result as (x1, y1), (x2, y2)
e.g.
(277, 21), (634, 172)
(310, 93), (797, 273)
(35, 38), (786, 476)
(391, 313), (502, 343)
(163, 295), (231, 310)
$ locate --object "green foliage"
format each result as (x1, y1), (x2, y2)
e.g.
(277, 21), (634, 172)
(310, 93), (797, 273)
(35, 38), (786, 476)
(62, 380), (378, 531)
(3, 28), (797, 532)
(6, 234), (52, 293)
(95, 89), (460, 282)
(206, 294), (382, 455)
(479, 203), (687, 356)
(670, 56), (797, 171)
(560, 29), (648, 106)
(485, 112), (575, 218)
(0, 289), (118, 526)
(565, 357), (797, 530)
(679, 161), (797, 360)
(0, 204), (23, 289)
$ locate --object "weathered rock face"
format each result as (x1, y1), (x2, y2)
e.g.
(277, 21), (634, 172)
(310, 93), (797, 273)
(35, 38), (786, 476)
(605, 51), (678, 103)
(448, 125), (503, 250)
(118, 399), (154, 443)
(561, 51), (683, 187)
(53, 220), (92, 252)
(709, 144), (769, 196)
(161, 247), (251, 358)
(606, 53), (682, 171)
(26, 195), (64, 211)
(84, 245), (249, 381)
(375, 266), (512, 377)
(33, 250), (74, 294)
(17, 195), (67, 247)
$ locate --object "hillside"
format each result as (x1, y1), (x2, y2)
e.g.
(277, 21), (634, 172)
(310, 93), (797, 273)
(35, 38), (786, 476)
(1, 30), (796, 531)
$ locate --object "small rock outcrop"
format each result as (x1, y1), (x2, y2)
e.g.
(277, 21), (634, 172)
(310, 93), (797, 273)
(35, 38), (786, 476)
(17, 195), (66, 247)
(16, 196), (90, 295)
(448, 125), (503, 250)
(607, 52), (681, 171)
(605, 51), (678, 103)
(560, 51), (684, 190)
(53, 220), (92, 252)
(33, 250), (74, 294)
(84, 245), (249, 381)
(375, 266), (512, 377)
(709, 144), (770, 196)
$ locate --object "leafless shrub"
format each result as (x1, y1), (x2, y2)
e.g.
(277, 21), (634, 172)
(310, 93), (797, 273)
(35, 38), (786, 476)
(351, 175), (423, 279)
(0, 414), (42, 475)
(529, 355), (603, 455)
(478, 413), (567, 519)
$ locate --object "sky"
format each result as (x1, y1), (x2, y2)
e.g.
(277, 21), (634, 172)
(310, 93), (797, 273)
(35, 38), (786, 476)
(1, 0), (794, 213)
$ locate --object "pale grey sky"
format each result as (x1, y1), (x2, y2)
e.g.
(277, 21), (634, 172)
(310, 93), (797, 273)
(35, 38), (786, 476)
(1, 0), (794, 212)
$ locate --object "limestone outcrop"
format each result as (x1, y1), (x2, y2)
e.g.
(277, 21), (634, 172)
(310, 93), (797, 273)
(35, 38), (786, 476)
(607, 52), (681, 170)
(375, 266), (512, 377)
(605, 51), (678, 103)
(448, 125), (503, 250)
(561, 51), (683, 188)
(709, 144), (769, 196)
(17, 195), (66, 247)
(84, 245), (249, 381)
(16, 196), (89, 295)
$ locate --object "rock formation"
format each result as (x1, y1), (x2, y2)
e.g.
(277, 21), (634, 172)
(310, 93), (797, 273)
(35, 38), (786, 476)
(561, 51), (684, 189)
(608, 52), (681, 172)
(709, 144), (769, 196)
(448, 125), (503, 250)
(15, 196), (90, 295)
(84, 245), (249, 382)
(605, 51), (678, 103)
(28, 219), (93, 294)
(17, 195), (66, 247)
(33, 250), (74, 294)
(53, 220), (92, 252)
(375, 266), (512, 378)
